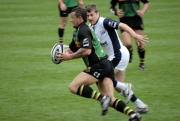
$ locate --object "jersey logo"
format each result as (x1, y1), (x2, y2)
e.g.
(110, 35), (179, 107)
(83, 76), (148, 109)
(83, 38), (89, 47)
(101, 41), (108, 46)
(108, 20), (117, 28)
(100, 30), (106, 35)
(75, 42), (80, 48)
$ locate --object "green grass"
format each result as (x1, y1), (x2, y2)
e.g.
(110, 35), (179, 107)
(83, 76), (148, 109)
(0, 0), (180, 121)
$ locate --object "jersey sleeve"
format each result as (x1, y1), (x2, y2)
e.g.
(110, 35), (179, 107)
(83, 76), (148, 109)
(69, 39), (77, 52)
(78, 26), (92, 49)
(141, 0), (149, 3)
(110, 0), (118, 7)
(103, 18), (120, 30)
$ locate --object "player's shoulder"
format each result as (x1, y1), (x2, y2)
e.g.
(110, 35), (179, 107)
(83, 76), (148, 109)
(99, 16), (105, 22)
(79, 23), (91, 34)
(79, 23), (90, 31)
(97, 16), (108, 26)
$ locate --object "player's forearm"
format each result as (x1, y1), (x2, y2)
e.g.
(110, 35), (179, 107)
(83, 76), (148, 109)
(71, 48), (91, 59)
(77, 0), (83, 7)
(119, 23), (137, 38)
(141, 3), (149, 13)
(58, 0), (64, 5)
(66, 48), (73, 54)
(110, 0), (118, 15)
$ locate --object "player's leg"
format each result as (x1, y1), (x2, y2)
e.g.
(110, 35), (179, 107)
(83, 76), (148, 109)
(59, 6), (78, 44)
(121, 31), (133, 63)
(115, 68), (126, 82)
(112, 48), (149, 113)
(58, 6), (68, 43)
(69, 70), (111, 115)
(111, 47), (132, 103)
(134, 29), (146, 70)
(58, 17), (68, 43)
(113, 72), (148, 114)
(98, 77), (141, 120)
(69, 71), (100, 96)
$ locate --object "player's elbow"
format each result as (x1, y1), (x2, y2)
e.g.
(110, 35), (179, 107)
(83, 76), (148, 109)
(84, 48), (91, 55)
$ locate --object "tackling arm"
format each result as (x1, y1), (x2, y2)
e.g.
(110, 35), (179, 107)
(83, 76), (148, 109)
(118, 23), (149, 46)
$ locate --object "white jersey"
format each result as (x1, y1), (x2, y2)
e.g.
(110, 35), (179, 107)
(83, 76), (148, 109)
(89, 17), (129, 71)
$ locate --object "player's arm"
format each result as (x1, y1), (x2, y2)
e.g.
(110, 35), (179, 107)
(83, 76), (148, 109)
(57, 28), (92, 61)
(110, 0), (118, 15)
(137, 1), (150, 17)
(70, 28), (92, 59)
(118, 23), (149, 46)
(77, 0), (84, 7)
(57, 48), (91, 61)
(71, 48), (91, 59)
(58, 0), (67, 11)
(66, 48), (73, 54)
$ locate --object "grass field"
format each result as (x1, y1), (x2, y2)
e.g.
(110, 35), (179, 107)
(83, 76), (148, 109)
(0, 0), (180, 121)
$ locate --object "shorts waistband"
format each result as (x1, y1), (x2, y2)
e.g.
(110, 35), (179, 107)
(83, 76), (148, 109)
(100, 55), (108, 60)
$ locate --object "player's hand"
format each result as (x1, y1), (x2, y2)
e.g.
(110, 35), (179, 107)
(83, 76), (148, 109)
(117, 9), (123, 18)
(56, 52), (71, 61)
(136, 10), (144, 17)
(60, 3), (67, 11)
(78, 0), (84, 7)
(135, 34), (149, 46)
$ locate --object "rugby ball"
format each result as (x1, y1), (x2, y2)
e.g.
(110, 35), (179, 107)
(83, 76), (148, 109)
(51, 43), (65, 64)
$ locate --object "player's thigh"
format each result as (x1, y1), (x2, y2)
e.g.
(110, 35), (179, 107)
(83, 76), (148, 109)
(114, 46), (129, 71)
(121, 31), (132, 46)
(69, 72), (98, 92)
(115, 69), (126, 83)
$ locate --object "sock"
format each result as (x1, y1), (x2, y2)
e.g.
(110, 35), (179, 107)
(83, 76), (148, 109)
(115, 80), (127, 92)
(127, 45), (133, 55)
(130, 94), (138, 102)
(131, 94), (146, 108)
(134, 99), (147, 108)
(112, 99), (134, 116)
(126, 45), (133, 62)
(138, 48), (145, 65)
(76, 85), (104, 101)
(58, 28), (64, 42)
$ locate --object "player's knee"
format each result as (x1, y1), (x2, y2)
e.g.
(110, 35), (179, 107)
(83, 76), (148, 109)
(138, 44), (145, 49)
(69, 83), (77, 94)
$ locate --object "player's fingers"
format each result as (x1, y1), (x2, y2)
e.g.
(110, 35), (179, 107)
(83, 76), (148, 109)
(140, 41), (146, 46)
(143, 35), (149, 39)
(137, 41), (140, 46)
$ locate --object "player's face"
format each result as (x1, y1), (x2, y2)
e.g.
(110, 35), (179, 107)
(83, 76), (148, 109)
(87, 10), (99, 25)
(70, 12), (81, 28)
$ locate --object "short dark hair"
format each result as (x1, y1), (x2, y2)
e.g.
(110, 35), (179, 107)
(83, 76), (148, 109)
(71, 7), (87, 23)
(85, 4), (99, 13)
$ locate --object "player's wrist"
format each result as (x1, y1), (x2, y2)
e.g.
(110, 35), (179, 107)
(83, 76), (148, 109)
(110, 6), (117, 16)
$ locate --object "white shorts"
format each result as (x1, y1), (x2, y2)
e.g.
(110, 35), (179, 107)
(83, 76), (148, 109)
(112, 46), (129, 71)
